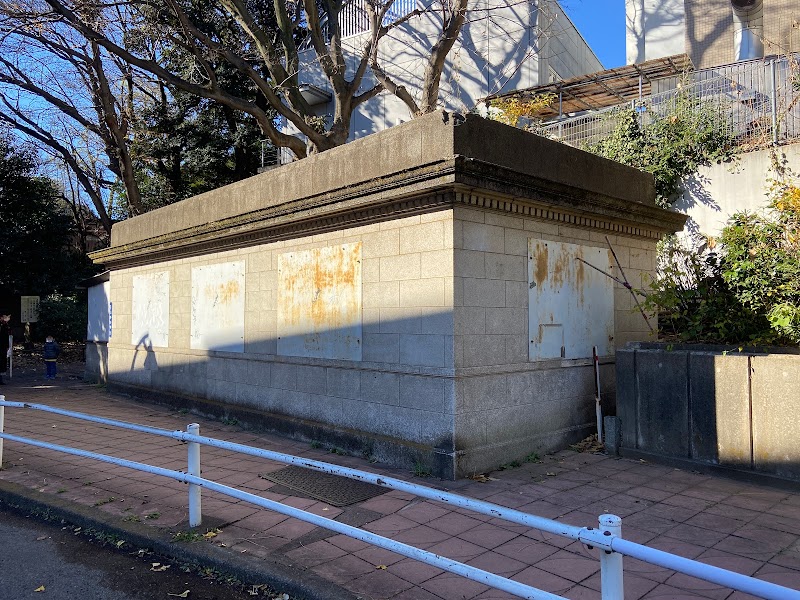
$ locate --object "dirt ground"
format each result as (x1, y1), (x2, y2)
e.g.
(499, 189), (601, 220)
(7, 342), (86, 380)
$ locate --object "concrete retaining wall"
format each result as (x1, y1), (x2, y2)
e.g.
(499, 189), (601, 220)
(617, 343), (800, 482)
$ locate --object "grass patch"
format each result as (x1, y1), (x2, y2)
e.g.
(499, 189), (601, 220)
(412, 461), (432, 478)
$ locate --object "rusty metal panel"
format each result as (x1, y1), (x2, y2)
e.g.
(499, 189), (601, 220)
(528, 239), (615, 360)
(191, 261), (245, 352)
(131, 272), (170, 348)
(277, 243), (362, 361)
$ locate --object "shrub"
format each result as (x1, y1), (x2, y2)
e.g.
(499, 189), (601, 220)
(585, 91), (737, 208)
(35, 293), (87, 343)
(645, 153), (800, 346)
(718, 154), (800, 343)
(643, 236), (776, 344)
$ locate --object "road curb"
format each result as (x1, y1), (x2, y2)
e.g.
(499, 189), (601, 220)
(0, 479), (357, 600)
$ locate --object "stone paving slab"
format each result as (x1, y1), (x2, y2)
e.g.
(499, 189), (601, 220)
(1, 370), (800, 600)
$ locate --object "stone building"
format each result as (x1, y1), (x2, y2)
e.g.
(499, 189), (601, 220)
(87, 113), (684, 478)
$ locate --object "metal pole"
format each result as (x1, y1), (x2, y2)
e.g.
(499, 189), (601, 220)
(770, 59), (779, 145)
(593, 347), (603, 445)
(0, 431), (568, 600)
(187, 423), (201, 527)
(0, 400), (588, 543)
(600, 514), (624, 600)
(0, 399), (4, 468)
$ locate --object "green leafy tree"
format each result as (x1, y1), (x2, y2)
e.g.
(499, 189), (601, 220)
(0, 134), (91, 297)
(130, 77), (264, 210)
(36, 293), (88, 342)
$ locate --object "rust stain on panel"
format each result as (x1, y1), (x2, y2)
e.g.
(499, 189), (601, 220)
(576, 248), (586, 305)
(277, 242), (362, 361)
(203, 280), (242, 307)
(534, 242), (549, 287)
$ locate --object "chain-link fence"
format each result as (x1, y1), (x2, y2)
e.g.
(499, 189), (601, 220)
(539, 55), (800, 150)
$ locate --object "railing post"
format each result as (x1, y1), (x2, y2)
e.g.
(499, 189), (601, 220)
(599, 514), (624, 600)
(187, 423), (201, 527)
(0, 398), (4, 468)
(771, 59), (779, 145)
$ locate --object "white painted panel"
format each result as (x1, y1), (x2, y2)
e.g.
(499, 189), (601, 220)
(191, 261), (245, 353)
(278, 242), (362, 361)
(131, 272), (170, 348)
(528, 239), (615, 360)
(87, 282), (110, 342)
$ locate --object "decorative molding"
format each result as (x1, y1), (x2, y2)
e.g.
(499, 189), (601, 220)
(93, 161), (684, 269)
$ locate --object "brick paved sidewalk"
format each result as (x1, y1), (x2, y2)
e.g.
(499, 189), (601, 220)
(1, 369), (799, 600)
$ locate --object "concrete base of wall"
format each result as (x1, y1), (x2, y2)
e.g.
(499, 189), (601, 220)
(108, 363), (607, 480)
(107, 380), (458, 478)
(620, 447), (800, 493)
(84, 342), (108, 384)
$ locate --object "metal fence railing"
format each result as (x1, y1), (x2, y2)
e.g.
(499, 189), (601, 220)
(1, 397), (799, 600)
(539, 56), (800, 151)
(260, 141), (294, 170)
(309, 0), (419, 41)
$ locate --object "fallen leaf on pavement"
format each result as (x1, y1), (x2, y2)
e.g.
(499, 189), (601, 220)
(469, 473), (498, 482)
(375, 565), (387, 570)
(150, 563), (171, 572)
(34, 586), (45, 592)
(36, 536), (48, 541)
(167, 591), (190, 598)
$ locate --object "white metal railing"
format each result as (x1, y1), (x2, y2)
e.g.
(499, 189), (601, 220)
(1, 398), (799, 600)
(539, 55), (800, 150)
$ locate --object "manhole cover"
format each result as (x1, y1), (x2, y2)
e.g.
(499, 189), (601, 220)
(259, 466), (388, 507)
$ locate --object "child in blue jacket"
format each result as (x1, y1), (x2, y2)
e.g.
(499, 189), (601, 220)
(43, 336), (61, 380)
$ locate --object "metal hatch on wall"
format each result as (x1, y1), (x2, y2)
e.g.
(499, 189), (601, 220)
(528, 239), (615, 360)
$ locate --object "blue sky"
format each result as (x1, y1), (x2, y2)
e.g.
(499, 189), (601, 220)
(561, 0), (626, 69)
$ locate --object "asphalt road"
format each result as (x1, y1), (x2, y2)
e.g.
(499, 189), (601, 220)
(0, 508), (283, 600)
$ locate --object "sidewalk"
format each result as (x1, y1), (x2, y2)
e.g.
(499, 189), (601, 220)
(1, 366), (799, 600)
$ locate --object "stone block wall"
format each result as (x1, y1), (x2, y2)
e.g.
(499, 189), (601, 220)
(450, 206), (653, 473)
(105, 203), (658, 476)
(107, 212), (457, 468)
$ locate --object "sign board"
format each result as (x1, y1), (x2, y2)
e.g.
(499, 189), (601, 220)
(20, 296), (40, 322)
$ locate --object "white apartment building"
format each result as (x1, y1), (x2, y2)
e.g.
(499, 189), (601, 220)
(292, 0), (602, 141)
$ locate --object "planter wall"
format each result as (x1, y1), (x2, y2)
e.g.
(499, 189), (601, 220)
(617, 343), (800, 482)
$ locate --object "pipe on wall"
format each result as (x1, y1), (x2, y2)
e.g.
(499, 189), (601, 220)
(731, 0), (764, 61)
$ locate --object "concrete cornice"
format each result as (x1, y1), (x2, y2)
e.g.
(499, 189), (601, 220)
(91, 112), (686, 269)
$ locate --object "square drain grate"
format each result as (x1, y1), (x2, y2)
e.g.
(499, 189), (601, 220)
(259, 466), (388, 507)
